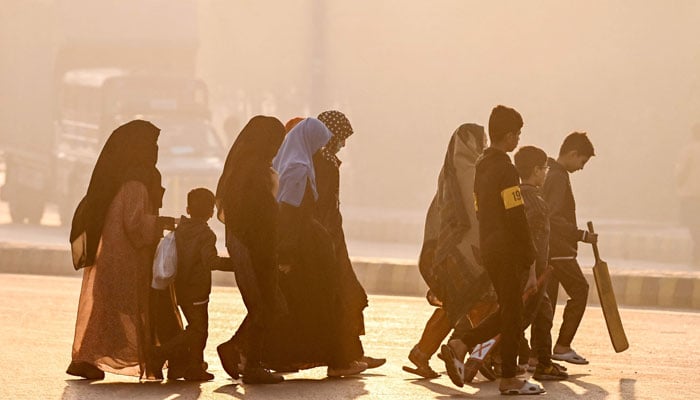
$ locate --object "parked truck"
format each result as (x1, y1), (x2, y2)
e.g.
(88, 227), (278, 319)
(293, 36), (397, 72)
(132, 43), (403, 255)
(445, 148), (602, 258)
(0, 0), (223, 224)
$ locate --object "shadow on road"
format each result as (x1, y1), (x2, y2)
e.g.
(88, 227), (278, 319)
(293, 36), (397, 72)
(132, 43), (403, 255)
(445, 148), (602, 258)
(214, 376), (368, 399)
(61, 379), (203, 400)
(619, 378), (637, 399)
(62, 375), (370, 400)
(409, 377), (478, 398)
(546, 373), (609, 399)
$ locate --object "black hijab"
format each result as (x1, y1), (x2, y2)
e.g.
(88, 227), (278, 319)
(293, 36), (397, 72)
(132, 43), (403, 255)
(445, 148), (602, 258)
(70, 120), (162, 269)
(215, 115), (286, 227)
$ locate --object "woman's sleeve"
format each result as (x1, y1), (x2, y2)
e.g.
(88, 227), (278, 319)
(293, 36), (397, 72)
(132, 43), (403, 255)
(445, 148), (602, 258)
(121, 181), (161, 248)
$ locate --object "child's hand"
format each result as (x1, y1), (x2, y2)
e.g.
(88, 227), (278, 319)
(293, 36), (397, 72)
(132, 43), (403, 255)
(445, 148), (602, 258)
(582, 231), (598, 244)
(279, 264), (292, 274)
(524, 263), (538, 296)
(158, 216), (176, 231)
(524, 274), (538, 296)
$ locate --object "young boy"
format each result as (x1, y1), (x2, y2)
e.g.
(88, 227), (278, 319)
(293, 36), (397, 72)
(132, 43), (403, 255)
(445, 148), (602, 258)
(440, 105), (544, 395)
(514, 146), (568, 381)
(544, 133), (596, 365)
(159, 188), (234, 380)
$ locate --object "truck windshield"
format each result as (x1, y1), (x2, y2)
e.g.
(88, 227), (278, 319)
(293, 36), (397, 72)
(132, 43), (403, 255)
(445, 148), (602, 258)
(151, 118), (224, 157)
(103, 76), (209, 119)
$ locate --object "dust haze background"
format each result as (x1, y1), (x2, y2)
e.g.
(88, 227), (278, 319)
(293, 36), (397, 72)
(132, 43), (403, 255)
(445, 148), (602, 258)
(3, 1), (700, 223)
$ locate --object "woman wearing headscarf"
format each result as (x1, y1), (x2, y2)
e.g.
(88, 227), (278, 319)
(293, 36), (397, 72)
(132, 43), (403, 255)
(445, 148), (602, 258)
(284, 117), (304, 133)
(314, 110), (384, 369)
(262, 118), (367, 377)
(214, 115), (287, 384)
(66, 120), (176, 380)
(405, 123), (497, 378)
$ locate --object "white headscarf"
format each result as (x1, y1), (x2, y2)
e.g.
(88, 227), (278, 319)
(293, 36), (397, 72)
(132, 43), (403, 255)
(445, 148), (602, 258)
(273, 118), (331, 207)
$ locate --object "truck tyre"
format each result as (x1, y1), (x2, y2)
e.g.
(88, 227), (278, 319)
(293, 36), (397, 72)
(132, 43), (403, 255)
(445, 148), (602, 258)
(8, 201), (23, 224)
(8, 196), (44, 224)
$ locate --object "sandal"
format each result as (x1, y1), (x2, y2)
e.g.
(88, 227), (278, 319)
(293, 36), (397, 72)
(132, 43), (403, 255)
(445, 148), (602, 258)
(500, 379), (545, 396)
(404, 346), (440, 379)
(533, 362), (568, 381)
(552, 361), (568, 372)
(402, 365), (440, 379)
(551, 349), (589, 365)
(439, 344), (464, 388)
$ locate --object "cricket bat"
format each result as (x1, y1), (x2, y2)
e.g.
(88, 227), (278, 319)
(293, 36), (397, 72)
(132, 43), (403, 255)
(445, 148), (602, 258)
(461, 267), (553, 383)
(587, 221), (629, 353)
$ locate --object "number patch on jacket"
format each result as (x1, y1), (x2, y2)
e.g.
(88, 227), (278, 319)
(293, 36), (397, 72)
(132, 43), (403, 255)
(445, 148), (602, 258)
(501, 186), (524, 209)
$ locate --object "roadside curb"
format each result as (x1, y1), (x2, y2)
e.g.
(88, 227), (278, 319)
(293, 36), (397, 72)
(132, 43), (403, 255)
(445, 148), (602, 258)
(351, 257), (700, 311)
(344, 219), (696, 265)
(2, 245), (699, 311)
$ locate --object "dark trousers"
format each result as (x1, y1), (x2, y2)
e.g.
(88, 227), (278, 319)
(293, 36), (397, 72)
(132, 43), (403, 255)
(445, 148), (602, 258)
(150, 288), (188, 372)
(515, 270), (554, 366)
(547, 258), (589, 348)
(160, 301), (209, 367)
(460, 253), (524, 379)
(517, 333), (530, 365)
(181, 303), (209, 365)
(230, 261), (268, 366)
(529, 292), (554, 366)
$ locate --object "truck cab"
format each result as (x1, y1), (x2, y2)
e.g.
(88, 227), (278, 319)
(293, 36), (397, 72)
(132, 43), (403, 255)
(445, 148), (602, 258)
(53, 69), (225, 224)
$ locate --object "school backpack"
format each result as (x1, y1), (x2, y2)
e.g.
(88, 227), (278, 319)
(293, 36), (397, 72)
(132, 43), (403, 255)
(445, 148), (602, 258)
(152, 231), (178, 289)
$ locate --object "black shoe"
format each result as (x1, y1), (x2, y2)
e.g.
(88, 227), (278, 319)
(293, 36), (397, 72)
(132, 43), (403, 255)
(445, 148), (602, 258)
(361, 356), (386, 369)
(166, 362), (187, 380)
(183, 366), (215, 381)
(217, 342), (241, 379)
(66, 361), (105, 380)
(242, 366), (284, 384)
(327, 361), (368, 378)
(145, 348), (166, 381)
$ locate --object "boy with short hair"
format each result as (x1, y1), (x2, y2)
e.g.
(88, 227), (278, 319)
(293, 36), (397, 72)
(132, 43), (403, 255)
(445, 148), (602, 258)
(440, 105), (544, 395)
(544, 132), (596, 365)
(514, 146), (568, 381)
(158, 187), (234, 380)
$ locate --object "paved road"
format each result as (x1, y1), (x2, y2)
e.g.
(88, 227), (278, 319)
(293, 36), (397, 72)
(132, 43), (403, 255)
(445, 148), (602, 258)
(1, 273), (697, 399)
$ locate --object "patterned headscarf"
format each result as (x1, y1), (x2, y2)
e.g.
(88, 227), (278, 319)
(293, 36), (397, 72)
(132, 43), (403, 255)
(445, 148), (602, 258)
(317, 110), (354, 167)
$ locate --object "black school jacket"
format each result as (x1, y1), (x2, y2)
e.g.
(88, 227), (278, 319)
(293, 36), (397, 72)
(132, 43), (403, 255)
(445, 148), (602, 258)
(474, 147), (535, 267)
(174, 216), (234, 305)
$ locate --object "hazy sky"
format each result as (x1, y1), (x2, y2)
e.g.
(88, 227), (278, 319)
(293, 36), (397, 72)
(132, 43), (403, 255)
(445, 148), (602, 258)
(2, 1), (699, 222)
(197, 1), (700, 221)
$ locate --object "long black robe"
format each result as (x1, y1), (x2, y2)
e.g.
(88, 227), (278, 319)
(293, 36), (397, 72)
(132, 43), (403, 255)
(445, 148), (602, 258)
(215, 115), (286, 365)
(261, 187), (351, 370)
(313, 152), (367, 361)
